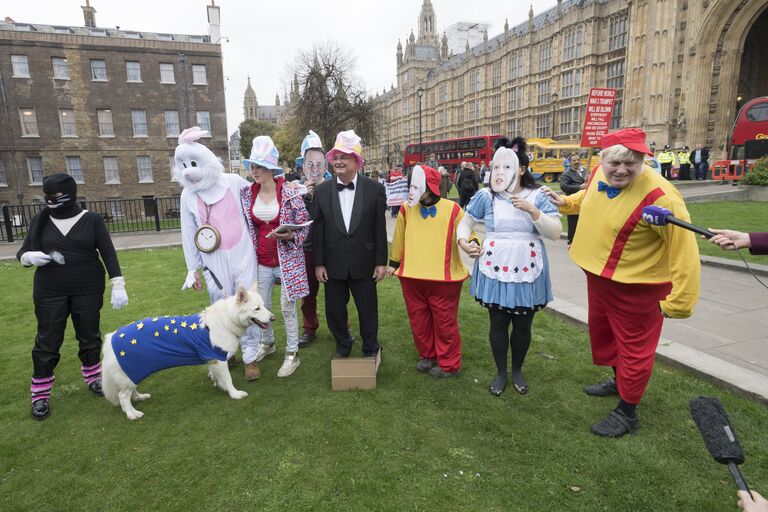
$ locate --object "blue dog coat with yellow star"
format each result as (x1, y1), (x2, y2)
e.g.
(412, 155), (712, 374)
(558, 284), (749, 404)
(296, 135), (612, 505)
(112, 314), (228, 384)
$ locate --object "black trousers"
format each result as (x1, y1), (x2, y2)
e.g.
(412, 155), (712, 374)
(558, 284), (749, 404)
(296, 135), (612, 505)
(459, 189), (475, 209)
(566, 215), (579, 245)
(33, 293), (103, 378)
(661, 163), (673, 180)
(678, 164), (691, 180)
(324, 276), (380, 356)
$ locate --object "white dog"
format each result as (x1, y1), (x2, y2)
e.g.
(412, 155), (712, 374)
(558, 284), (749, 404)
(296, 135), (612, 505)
(101, 284), (274, 420)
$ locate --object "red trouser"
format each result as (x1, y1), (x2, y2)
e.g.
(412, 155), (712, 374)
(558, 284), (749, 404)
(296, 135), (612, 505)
(400, 278), (463, 372)
(301, 250), (320, 334)
(585, 271), (672, 404)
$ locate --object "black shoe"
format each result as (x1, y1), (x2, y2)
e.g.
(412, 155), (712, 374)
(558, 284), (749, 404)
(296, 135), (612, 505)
(428, 366), (459, 378)
(88, 380), (104, 397)
(298, 332), (317, 349)
(416, 358), (436, 373)
(334, 351), (350, 359)
(584, 377), (618, 397)
(31, 399), (50, 421)
(590, 409), (639, 438)
(489, 375), (507, 396)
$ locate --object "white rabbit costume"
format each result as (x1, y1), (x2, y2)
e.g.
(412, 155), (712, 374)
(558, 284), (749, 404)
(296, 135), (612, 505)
(174, 127), (261, 363)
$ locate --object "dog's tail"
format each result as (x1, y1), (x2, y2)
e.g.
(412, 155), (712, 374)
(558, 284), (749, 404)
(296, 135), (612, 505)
(101, 333), (120, 405)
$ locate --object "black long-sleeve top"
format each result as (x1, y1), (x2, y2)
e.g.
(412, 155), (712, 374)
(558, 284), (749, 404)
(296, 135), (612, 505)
(17, 212), (122, 298)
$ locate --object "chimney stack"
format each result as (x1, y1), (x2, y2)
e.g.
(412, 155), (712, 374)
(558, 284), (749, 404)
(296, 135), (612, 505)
(81, 0), (97, 28)
(207, 0), (221, 44)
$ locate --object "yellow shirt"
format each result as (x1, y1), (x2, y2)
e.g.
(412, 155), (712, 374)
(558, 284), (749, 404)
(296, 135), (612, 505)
(560, 165), (700, 318)
(389, 200), (469, 282)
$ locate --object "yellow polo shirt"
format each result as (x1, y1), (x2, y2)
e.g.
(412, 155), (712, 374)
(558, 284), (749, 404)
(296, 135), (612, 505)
(560, 165), (700, 318)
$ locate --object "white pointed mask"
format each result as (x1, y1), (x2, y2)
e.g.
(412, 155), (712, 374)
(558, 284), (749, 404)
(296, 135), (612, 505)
(490, 147), (520, 194)
(408, 165), (426, 207)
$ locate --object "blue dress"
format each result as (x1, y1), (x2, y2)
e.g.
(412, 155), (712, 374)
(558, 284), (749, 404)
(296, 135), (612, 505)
(465, 188), (558, 313)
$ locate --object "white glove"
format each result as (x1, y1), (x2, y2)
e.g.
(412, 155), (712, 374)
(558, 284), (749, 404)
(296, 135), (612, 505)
(182, 270), (197, 290)
(110, 276), (128, 309)
(21, 251), (52, 267)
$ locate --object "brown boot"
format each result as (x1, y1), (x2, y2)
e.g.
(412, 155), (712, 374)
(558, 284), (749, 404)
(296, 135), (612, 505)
(227, 354), (240, 368)
(244, 362), (261, 381)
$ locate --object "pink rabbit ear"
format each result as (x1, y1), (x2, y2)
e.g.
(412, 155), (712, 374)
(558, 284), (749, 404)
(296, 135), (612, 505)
(178, 126), (210, 145)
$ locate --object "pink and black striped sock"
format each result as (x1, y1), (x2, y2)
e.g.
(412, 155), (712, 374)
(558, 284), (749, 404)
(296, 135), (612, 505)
(31, 375), (55, 403)
(81, 363), (101, 385)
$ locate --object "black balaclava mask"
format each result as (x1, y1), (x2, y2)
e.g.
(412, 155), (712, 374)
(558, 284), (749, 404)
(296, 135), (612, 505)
(43, 173), (82, 219)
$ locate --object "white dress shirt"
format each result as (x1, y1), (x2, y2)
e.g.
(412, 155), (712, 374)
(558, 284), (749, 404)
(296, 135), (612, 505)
(337, 174), (358, 232)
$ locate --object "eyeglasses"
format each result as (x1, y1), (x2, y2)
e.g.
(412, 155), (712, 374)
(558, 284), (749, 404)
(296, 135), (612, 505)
(332, 154), (353, 163)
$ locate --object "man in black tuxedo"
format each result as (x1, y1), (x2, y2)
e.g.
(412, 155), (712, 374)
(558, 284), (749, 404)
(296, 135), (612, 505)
(312, 130), (388, 357)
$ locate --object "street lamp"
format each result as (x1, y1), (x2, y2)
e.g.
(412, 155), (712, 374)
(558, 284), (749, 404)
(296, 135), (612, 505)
(551, 91), (559, 141)
(417, 87), (425, 157)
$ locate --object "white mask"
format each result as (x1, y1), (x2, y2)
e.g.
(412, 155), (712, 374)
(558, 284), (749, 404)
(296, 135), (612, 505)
(490, 147), (520, 193)
(408, 165), (426, 207)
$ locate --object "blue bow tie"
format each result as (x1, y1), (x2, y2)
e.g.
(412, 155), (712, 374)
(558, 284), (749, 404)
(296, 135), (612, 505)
(597, 181), (621, 199)
(420, 205), (437, 219)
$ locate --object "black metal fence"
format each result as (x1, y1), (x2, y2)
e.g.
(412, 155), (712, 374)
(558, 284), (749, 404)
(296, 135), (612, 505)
(1, 196), (182, 243)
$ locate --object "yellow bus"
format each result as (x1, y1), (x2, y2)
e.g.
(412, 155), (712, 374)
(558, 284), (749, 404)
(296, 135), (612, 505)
(527, 138), (592, 183)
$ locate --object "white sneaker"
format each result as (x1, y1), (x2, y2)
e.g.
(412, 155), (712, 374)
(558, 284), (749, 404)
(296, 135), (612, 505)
(277, 352), (300, 377)
(254, 343), (276, 362)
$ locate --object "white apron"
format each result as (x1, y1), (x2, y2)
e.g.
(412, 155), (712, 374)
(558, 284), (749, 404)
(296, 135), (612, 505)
(478, 190), (544, 284)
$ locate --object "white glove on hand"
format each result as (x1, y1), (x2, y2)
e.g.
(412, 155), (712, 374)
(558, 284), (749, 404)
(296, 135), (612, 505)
(182, 270), (197, 291)
(21, 251), (52, 267)
(110, 276), (128, 309)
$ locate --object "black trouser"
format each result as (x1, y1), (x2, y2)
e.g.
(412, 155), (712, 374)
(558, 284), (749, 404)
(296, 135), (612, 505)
(324, 276), (380, 356)
(32, 293), (103, 378)
(678, 164), (691, 180)
(488, 307), (535, 376)
(660, 163), (672, 180)
(459, 189), (475, 209)
(566, 215), (579, 245)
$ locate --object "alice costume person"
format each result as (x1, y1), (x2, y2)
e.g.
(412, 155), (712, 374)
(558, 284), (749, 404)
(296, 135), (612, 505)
(556, 128), (700, 437)
(389, 165), (468, 377)
(240, 136), (310, 378)
(17, 174), (129, 420)
(457, 139), (561, 397)
(175, 127), (261, 372)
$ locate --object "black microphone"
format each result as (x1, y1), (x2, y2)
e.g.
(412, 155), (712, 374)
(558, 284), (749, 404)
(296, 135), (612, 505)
(689, 396), (751, 492)
(641, 205), (715, 238)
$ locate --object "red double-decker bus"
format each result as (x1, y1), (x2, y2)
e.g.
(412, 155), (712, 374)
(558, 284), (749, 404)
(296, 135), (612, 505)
(711, 96), (768, 181)
(404, 134), (503, 177)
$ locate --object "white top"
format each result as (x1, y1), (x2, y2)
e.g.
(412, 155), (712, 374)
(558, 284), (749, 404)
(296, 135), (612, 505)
(251, 195), (279, 222)
(50, 210), (87, 236)
(337, 174), (358, 232)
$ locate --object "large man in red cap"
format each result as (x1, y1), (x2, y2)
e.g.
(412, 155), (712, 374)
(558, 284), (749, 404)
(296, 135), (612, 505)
(387, 165), (469, 377)
(545, 128), (701, 438)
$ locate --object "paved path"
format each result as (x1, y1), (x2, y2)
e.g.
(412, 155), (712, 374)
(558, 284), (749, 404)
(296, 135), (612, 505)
(3, 186), (767, 402)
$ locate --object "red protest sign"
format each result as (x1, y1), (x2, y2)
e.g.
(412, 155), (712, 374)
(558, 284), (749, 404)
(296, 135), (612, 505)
(580, 88), (617, 147)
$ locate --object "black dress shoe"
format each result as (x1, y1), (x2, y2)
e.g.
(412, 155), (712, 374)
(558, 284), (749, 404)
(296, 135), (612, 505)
(590, 409), (639, 438)
(334, 351), (350, 359)
(88, 380), (104, 397)
(31, 399), (50, 421)
(298, 332), (317, 349)
(583, 377), (618, 397)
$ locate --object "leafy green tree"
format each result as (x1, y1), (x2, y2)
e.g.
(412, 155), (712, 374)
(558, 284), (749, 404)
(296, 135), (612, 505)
(272, 118), (303, 168)
(238, 119), (277, 158)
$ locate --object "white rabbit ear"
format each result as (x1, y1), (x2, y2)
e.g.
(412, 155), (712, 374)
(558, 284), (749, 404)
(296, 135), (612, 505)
(178, 126), (210, 145)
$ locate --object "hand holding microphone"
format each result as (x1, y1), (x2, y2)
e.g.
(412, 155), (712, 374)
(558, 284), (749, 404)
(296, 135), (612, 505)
(641, 205), (715, 238)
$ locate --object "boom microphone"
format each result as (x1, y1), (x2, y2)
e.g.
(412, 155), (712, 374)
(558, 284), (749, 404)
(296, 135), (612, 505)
(641, 205), (715, 238)
(689, 396), (750, 492)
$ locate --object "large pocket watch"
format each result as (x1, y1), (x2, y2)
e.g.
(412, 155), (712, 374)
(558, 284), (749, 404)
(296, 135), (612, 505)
(194, 224), (221, 253)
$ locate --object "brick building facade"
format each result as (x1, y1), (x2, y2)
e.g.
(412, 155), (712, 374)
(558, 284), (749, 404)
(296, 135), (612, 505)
(0, 2), (228, 205)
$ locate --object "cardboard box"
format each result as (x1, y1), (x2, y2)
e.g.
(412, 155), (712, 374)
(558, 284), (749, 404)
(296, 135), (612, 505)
(331, 349), (381, 391)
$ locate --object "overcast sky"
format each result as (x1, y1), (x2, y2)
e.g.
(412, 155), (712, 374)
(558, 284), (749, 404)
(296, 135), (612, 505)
(5, 0), (558, 136)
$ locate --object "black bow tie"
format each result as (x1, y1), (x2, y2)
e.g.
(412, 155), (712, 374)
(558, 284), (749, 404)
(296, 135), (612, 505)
(337, 182), (355, 191)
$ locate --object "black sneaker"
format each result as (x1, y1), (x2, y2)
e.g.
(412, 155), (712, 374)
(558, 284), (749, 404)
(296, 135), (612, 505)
(416, 358), (436, 373)
(298, 332), (316, 349)
(583, 377), (618, 397)
(31, 399), (50, 421)
(590, 409), (639, 438)
(88, 380), (104, 397)
(428, 366), (459, 378)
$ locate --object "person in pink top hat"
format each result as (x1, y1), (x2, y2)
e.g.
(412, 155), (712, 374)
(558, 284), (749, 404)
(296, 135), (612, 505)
(311, 130), (388, 358)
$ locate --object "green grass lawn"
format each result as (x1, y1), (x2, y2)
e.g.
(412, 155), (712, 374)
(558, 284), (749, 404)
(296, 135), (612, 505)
(1, 247), (766, 511)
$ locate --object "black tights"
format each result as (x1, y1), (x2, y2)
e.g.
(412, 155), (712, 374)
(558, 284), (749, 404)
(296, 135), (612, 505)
(488, 308), (535, 391)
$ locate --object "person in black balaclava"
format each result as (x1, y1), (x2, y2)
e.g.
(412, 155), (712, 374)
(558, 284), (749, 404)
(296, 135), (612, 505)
(17, 174), (128, 420)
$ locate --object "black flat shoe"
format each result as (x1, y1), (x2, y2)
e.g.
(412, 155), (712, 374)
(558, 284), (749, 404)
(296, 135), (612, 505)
(88, 380), (104, 397)
(489, 376), (507, 397)
(590, 409), (639, 438)
(31, 399), (50, 421)
(513, 382), (529, 395)
(298, 332), (316, 349)
(584, 377), (618, 397)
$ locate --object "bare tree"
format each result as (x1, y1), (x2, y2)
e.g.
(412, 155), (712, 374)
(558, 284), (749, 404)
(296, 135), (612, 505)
(288, 42), (380, 156)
